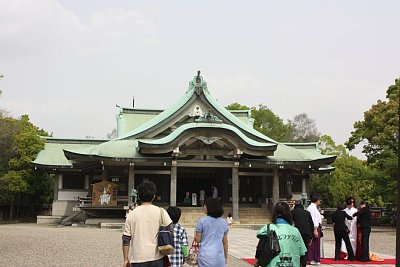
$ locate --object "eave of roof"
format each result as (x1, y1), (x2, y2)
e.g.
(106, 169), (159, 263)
(138, 123), (277, 151)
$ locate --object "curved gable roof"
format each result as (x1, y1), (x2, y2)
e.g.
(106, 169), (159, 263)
(117, 74), (277, 144)
(138, 123), (277, 155)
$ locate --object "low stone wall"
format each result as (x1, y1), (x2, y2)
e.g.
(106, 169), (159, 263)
(37, 215), (62, 224)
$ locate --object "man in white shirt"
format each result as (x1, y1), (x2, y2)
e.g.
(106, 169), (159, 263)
(122, 181), (173, 267)
(306, 193), (322, 265)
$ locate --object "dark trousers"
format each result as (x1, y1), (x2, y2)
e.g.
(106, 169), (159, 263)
(300, 234), (311, 267)
(131, 257), (165, 267)
(334, 230), (354, 260)
(360, 227), (371, 261)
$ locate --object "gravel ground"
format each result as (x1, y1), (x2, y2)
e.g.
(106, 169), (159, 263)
(0, 223), (395, 267)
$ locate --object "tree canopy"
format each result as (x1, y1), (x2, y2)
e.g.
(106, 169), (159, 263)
(0, 112), (53, 219)
(311, 135), (382, 208)
(226, 103), (319, 142)
(288, 113), (320, 142)
(346, 78), (399, 207)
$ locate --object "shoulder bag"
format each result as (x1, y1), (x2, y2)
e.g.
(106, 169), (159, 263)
(158, 208), (175, 255)
(256, 224), (281, 266)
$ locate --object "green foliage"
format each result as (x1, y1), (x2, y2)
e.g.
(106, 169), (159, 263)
(252, 104), (293, 142)
(346, 78), (399, 207)
(319, 135), (346, 156)
(226, 103), (292, 141)
(311, 154), (381, 208)
(0, 113), (53, 218)
(226, 102), (250, 110)
(0, 171), (28, 203)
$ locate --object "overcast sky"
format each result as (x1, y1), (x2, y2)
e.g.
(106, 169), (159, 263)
(1, 0), (399, 159)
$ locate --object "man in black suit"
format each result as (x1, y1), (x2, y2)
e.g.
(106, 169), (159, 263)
(331, 205), (355, 261)
(353, 201), (371, 262)
(292, 203), (314, 267)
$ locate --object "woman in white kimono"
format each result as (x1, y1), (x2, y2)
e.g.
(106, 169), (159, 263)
(341, 197), (357, 258)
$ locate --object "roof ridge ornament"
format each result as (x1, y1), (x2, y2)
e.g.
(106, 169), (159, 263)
(187, 70), (209, 95)
(195, 109), (222, 123)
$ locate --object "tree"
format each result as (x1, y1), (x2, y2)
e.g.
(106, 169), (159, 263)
(0, 114), (53, 219)
(346, 78), (399, 207)
(311, 135), (382, 208)
(319, 135), (346, 157)
(226, 103), (292, 141)
(252, 104), (293, 142)
(288, 113), (320, 142)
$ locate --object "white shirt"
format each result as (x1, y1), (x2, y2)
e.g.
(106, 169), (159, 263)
(123, 204), (172, 263)
(306, 202), (322, 228)
(212, 186), (218, 198)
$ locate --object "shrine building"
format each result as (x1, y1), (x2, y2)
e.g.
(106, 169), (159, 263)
(33, 72), (336, 224)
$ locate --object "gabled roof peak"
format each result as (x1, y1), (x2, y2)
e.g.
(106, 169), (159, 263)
(187, 70), (209, 95)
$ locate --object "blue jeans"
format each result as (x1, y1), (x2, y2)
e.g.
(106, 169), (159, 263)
(131, 257), (165, 267)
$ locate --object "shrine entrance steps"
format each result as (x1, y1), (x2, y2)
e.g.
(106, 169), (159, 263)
(179, 206), (272, 228)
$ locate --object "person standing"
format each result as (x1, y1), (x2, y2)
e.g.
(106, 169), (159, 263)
(199, 189), (205, 206)
(226, 212), (233, 226)
(292, 203), (314, 267)
(122, 181), (173, 267)
(341, 196), (358, 258)
(331, 204), (355, 261)
(211, 185), (218, 198)
(306, 193), (323, 265)
(353, 201), (371, 262)
(166, 206), (189, 267)
(195, 198), (228, 267)
(255, 202), (307, 267)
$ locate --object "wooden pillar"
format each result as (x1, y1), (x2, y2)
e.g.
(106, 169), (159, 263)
(170, 163), (177, 207)
(232, 163), (239, 222)
(302, 177), (307, 193)
(54, 174), (62, 200)
(261, 175), (268, 207)
(128, 163), (135, 196)
(84, 175), (89, 190)
(272, 168), (279, 206)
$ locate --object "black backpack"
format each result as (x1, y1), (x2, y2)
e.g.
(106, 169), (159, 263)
(256, 224), (281, 266)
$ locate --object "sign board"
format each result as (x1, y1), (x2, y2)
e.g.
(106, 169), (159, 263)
(92, 181), (118, 206)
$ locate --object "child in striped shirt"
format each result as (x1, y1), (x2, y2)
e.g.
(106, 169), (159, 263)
(167, 206), (189, 267)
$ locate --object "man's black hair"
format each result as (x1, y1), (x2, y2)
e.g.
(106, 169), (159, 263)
(293, 203), (304, 209)
(205, 197), (224, 218)
(137, 181), (157, 202)
(167, 206), (181, 224)
(310, 193), (321, 203)
(345, 196), (356, 206)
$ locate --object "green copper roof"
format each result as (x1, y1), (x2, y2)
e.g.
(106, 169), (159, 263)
(138, 123), (276, 150)
(117, 74), (277, 144)
(268, 144), (336, 162)
(202, 90), (277, 143)
(32, 138), (108, 168)
(63, 139), (140, 159)
(117, 89), (195, 140)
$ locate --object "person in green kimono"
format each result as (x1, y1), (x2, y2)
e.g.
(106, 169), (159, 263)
(255, 202), (307, 267)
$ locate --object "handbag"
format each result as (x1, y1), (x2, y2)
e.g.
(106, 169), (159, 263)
(257, 224), (281, 266)
(158, 208), (175, 255)
(186, 240), (199, 266)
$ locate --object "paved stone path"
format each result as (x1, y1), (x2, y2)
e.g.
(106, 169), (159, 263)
(0, 223), (396, 266)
